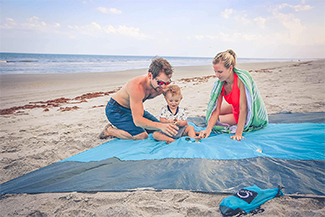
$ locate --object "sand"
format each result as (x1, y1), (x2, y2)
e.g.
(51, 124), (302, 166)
(0, 60), (324, 216)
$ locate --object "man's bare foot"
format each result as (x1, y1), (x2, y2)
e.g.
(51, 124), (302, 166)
(99, 124), (116, 139)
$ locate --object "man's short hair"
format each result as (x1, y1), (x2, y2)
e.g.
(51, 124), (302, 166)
(148, 57), (173, 78)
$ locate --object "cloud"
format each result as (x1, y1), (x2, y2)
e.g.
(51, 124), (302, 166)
(236, 14), (251, 25)
(274, 13), (306, 44)
(254, 17), (266, 28)
(22, 16), (47, 29)
(221, 9), (233, 19)
(275, 3), (312, 12)
(68, 22), (149, 40)
(115, 25), (147, 39)
(0, 17), (17, 29)
(190, 32), (263, 43)
(194, 35), (204, 40)
(291, 4), (312, 11)
(68, 22), (102, 36)
(0, 16), (60, 32)
(1, 16), (147, 40)
(270, 4), (308, 45)
(221, 9), (251, 25)
(97, 7), (122, 14)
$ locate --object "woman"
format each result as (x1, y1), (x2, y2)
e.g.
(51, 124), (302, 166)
(198, 49), (268, 141)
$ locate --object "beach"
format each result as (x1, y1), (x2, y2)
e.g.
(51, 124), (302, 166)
(0, 60), (324, 216)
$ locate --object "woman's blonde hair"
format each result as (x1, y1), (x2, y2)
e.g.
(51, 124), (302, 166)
(212, 49), (237, 69)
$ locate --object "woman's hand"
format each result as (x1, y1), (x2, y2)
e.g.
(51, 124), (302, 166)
(197, 128), (212, 139)
(230, 134), (245, 141)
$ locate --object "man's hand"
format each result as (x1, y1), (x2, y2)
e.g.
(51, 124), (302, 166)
(161, 123), (179, 137)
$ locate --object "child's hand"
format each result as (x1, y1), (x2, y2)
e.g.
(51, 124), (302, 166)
(167, 119), (175, 123)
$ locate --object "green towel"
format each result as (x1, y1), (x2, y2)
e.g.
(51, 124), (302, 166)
(206, 68), (268, 133)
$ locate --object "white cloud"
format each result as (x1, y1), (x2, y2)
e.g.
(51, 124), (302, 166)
(97, 7), (122, 14)
(254, 16), (266, 28)
(236, 14), (251, 25)
(221, 9), (233, 19)
(189, 1), (319, 48)
(115, 25), (148, 39)
(291, 4), (312, 11)
(219, 32), (263, 42)
(0, 16), (61, 32)
(68, 22), (102, 36)
(190, 32), (263, 43)
(221, 9), (252, 25)
(270, 4), (308, 45)
(69, 22), (149, 40)
(0, 17), (17, 29)
(275, 13), (306, 44)
(275, 3), (312, 12)
(195, 35), (204, 40)
(1, 16), (147, 40)
(102, 25), (116, 34)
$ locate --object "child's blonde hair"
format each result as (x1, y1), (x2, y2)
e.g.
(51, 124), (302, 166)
(163, 85), (182, 97)
(212, 49), (237, 69)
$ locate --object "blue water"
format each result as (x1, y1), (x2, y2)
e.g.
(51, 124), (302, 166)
(0, 52), (297, 75)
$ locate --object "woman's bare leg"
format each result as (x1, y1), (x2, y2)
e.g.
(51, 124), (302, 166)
(219, 101), (237, 125)
(219, 114), (237, 125)
(220, 101), (233, 115)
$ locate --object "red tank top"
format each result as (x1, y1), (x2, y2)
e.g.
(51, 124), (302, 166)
(221, 73), (240, 123)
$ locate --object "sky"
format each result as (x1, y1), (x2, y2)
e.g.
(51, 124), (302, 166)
(0, 0), (324, 59)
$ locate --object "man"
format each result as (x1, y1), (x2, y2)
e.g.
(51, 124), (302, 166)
(99, 57), (179, 140)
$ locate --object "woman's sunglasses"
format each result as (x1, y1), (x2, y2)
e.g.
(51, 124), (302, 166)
(155, 78), (172, 86)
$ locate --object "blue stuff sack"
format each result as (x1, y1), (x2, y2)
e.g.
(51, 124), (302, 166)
(219, 185), (283, 216)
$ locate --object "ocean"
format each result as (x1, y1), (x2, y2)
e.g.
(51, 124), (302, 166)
(0, 53), (296, 75)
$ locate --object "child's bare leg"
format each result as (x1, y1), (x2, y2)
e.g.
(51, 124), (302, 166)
(183, 125), (196, 138)
(153, 131), (175, 144)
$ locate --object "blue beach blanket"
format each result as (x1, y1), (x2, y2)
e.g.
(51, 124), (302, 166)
(1, 112), (325, 195)
(61, 123), (324, 162)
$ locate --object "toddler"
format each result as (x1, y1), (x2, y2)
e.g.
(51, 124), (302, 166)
(153, 85), (196, 144)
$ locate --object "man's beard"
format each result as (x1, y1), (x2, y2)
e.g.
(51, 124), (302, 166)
(150, 83), (162, 92)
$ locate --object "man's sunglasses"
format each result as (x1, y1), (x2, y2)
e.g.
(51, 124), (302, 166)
(155, 77), (172, 86)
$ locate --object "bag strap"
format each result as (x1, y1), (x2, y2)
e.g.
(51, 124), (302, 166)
(250, 207), (265, 215)
(234, 210), (246, 217)
(276, 185), (285, 197)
